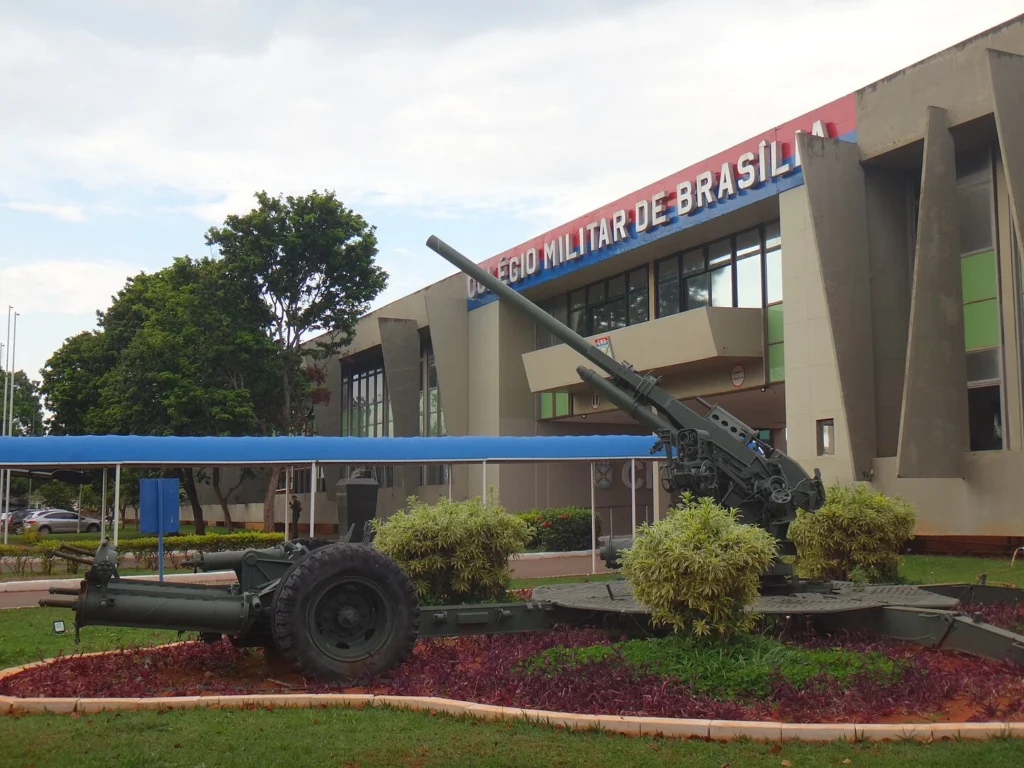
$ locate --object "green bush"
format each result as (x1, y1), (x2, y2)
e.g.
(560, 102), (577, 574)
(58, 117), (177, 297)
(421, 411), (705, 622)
(619, 493), (778, 639)
(518, 506), (601, 552)
(788, 484), (916, 582)
(371, 494), (532, 605)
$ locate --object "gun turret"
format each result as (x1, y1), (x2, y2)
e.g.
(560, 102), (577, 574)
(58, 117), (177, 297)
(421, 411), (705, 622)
(425, 236), (826, 551)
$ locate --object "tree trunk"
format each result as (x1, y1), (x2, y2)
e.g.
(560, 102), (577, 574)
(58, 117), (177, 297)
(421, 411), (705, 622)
(181, 468), (207, 535)
(211, 467), (235, 534)
(263, 466), (281, 533)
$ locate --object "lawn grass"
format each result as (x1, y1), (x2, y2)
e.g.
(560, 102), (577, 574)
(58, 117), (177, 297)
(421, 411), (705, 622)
(900, 554), (1024, 587)
(0, 706), (1021, 767)
(0, 606), (192, 670)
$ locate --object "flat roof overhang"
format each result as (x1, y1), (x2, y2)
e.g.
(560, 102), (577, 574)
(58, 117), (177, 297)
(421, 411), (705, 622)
(522, 306), (764, 394)
(0, 434), (672, 470)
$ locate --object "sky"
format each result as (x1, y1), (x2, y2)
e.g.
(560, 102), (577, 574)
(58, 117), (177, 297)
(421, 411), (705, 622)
(1, 0), (1022, 384)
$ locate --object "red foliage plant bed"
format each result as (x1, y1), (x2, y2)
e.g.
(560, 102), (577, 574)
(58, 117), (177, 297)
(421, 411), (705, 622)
(3, 602), (1023, 725)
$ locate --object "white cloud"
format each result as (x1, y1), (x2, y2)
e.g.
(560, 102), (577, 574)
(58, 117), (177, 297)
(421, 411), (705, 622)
(0, 260), (136, 315)
(0, 202), (86, 223)
(0, 0), (1020, 230)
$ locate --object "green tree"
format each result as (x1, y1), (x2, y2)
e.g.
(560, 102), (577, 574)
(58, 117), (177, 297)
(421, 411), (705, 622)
(1, 369), (45, 436)
(40, 331), (113, 435)
(41, 256), (288, 534)
(205, 190), (387, 531)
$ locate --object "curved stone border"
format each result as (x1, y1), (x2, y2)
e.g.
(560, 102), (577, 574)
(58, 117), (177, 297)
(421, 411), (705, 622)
(0, 650), (1022, 743)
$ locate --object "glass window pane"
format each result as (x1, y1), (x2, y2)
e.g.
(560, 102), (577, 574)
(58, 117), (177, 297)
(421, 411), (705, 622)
(766, 245), (783, 304)
(681, 248), (704, 276)
(608, 297), (627, 330)
(588, 282), (606, 304)
(736, 254), (762, 308)
(958, 183), (994, 254)
(767, 303), (785, 344)
(709, 238), (732, 266)
(554, 392), (570, 417)
(658, 279), (679, 317)
(628, 267), (647, 293)
(591, 304), (611, 334)
(539, 393), (553, 419)
(962, 250), (997, 303)
(570, 290), (586, 310)
(607, 274), (625, 298)
(656, 256), (677, 284)
(766, 220), (781, 250)
(711, 265), (733, 306)
(957, 148), (991, 186)
(570, 308), (587, 335)
(685, 273), (709, 310)
(967, 348), (1000, 384)
(964, 298), (1000, 350)
(768, 342), (785, 382)
(736, 228), (761, 259)
(629, 289), (649, 325)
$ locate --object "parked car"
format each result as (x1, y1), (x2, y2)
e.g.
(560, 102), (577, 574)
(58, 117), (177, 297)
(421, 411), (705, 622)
(22, 508), (101, 535)
(0, 508), (32, 534)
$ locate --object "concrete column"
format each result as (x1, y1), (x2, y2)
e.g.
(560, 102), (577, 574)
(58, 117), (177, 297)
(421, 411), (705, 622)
(425, 285), (471, 501)
(798, 132), (878, 481)
(378, 317), (422, 492)
(896, 106), (969, 478)
(987, 49), (1024, 259)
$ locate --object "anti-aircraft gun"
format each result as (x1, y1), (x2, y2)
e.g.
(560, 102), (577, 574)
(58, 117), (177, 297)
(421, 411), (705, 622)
(424, 236), (827, 575)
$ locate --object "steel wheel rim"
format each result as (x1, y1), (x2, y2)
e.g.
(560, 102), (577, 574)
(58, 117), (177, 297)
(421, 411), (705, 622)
(307, 575), (394, 662)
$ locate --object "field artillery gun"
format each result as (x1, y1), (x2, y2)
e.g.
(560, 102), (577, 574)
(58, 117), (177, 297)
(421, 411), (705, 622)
(29, 234), (1024, 685)
(423, 235), (826, 578)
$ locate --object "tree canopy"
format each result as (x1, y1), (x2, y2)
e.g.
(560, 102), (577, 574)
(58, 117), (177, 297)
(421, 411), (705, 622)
(40, 188), (388, 533)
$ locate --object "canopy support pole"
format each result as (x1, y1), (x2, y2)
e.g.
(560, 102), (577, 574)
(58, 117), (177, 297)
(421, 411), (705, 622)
(631, 458), (637, 540)
(447, 464), (452, 501)
(284, 466), (290, 542)
(113, 464), (121, 547)
(309, 461), (317, 538)
(101, 468), (107, 541)
(590, 462), (596, 575)
(481, 461), (486, 506)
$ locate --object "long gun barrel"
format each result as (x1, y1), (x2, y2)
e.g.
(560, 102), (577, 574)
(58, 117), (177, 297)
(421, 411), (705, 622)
(425, 235), (826, 549)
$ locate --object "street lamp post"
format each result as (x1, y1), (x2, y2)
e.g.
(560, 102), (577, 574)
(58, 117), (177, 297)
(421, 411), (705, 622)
(3, 311), (16, 545)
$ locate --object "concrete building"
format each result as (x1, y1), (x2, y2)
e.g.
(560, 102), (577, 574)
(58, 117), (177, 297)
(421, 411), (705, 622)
(198, 15), (1024, 551)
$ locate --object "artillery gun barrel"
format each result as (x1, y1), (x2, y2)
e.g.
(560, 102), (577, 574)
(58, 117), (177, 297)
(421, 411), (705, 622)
(39, 597), (78, 610)
(577, 366), (674, 435)
(426, 236), (636, 386)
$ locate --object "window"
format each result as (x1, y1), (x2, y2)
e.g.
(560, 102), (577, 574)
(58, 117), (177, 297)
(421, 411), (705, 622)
(655, 223), (778, 318)
(420, 345), (448, 486)
(957, 147), (1003, 451)
(555, 266), (649, 338)
(816, 419), (835, 456)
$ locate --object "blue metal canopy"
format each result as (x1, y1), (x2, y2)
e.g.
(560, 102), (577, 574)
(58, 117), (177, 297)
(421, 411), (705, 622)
(0, 434), (667, 468)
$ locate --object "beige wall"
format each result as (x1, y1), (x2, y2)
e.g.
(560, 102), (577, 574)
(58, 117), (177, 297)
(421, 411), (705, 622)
(779, 183), (857, 488)
(856, 16), (1024, 160)
(522, 307), (763, 394)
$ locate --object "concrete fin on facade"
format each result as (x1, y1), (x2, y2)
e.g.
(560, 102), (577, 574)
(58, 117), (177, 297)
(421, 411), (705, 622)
(798, 133), (878, 481)
(987, 48), (1024, 261)
(897, 106), (969, 478)
(425, 282), (472, 501)
(378, 317), (423, 490)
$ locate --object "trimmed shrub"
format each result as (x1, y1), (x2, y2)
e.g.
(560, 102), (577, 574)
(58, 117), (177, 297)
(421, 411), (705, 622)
(371, 494), (532, 605)
(788, 484), (916, 582)
(518, 506), (602, 552)
(619, 493), (778, 639)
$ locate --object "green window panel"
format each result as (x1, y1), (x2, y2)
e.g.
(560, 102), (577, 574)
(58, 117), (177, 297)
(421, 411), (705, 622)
(964, 298), (1000, 350)
(554, 392), (570, 417)
(961, 250), (997, 304)
(539, 392), (553, 420)
(768, 342), (785, 382)
(767, 303), (784, 344)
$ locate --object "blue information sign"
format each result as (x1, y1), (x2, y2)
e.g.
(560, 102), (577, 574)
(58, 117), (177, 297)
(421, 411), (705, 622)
(139, 478), (180, 581)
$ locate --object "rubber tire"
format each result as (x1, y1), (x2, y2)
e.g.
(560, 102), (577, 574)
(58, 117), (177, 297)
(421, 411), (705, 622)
(271, 543), (419, 683)
(86, 524), (100, 533)
(37, 526), (51, 535)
